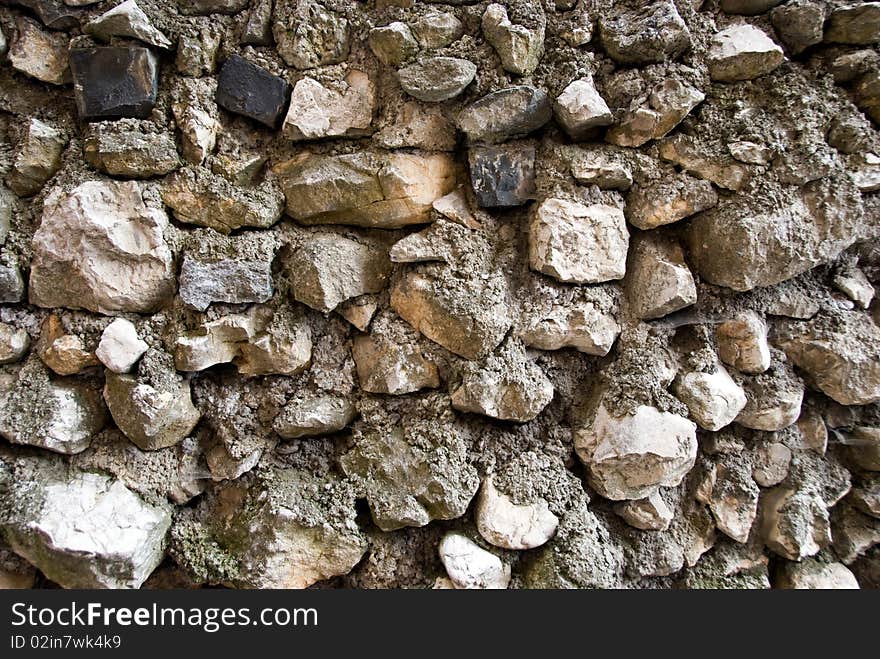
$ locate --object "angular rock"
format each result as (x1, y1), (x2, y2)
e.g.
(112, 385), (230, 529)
(625, 173), (717, 230)
(84, 120), (180, 178)
(84, 0), (172, 49)
(457, 86), (552, 144)
(776, 559), (859, 589)
(761, 486), (831, 560)
(1, 469), (171, 589)
(824, 3), (880, 45)
(708, 25), (785, 82)
(529, 198), (628, 284)
(659, 134), (750, 191)
(30, 181), (175, 314)
(273, 392), (356, 439)
(374, 101), (458, 151)
(476, 476), (559, 550)
(468, 143), (536, 208)
(832, 503), (880, 564)
(606, 79), (705, 148)
(6, 118), (66, 197)
(770, 1), (826, 55)
(369, 22), (418, 66)
(553, 77), (613, 140)
(674, 364), (747, 432)
(752, 441), (792, 487)
(275, 150), (456, 228)
(696, 458), (759, 543)
(599, 1), (691, 65)
(37, 315), (98, 376)
(481, 3), (544, 76)
(439, 532), (510, 589)
(520, 292), (620, 356)
(568, 148), (633, 190)
(736, 362), (804, 431)
(171, 79), (220, 166)
(96, 319), (148, 374)
(274, 0), (349, 69)
(847, 426), (880, 472)
(176, 25), (221, 77)
(614, 492), (673, 531)
(283, 70), (374, 141)
(574, 402), (698, 501)
(70, 47), (159, 121)
(216, 55), (290, 129)
(178, 239), (274, 312)
(397, 57), (477, 103)
(0, 323), (28, 365)
(624, 232), (697, 320)
(716, 311), (772, 375)
(161, 167), (284, 233)
(432, 189), (479, 229)
(412, 11), (464, 49)
(5, 0), (82, 30)
(174, 313), (256, 372)
(242, 0), (274, 46)
(235, 307), (313, 377)
(336, 295), (379, 332)
(9, 16), (69, 85)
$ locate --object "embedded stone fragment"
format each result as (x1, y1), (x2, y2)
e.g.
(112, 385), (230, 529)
(847, 426), (880, 472)
(84, 0), (172, 49)
(528, 198), (628, 284)
(481, 3), (544, 76)
(275, 151), (456, 228)
(606, 79), (705, 148)
(288, 234), (392, 313)
(69, 47), (159, 121)
(171, 469), (366, 589)
(776, 559), (859, 589)
(468, 143), (536, 207)
(0, 187), (11, 244)
(30, 181), (175, 314)
(832, 503), (880, 563)
(752, 441), (792, 487)
(397, 57), (477, 103)
(432, 189), (479, 229)
(708, 25), (785, 82)
(457, 86), (552, 144)
(736, 362), (804, 431)
(599, 1), (691, 65)
(439, 532), (510, 589)
(171, 79), (220, 166)
(96, 319), (148, 374)
(84, 120), (180, 178)
(574, 402), (698, 501)
(6, 118), (66, 197)
(696, 458), (759, 543)
(368, 22), (418, 66)
(0, 263), (25, 304)
(176, 25), (221, 77)
(161, 167), (284, 233)
(674, 364), (747, 432)
(451, 339), (554, 422)
(553, 77), (613, 140)
(336, 295), (379, 332)
(775, 311), (880, 406)
(283, 71), (374, 140)
(103, 351), (201, 451)
(178, 240), (274, 312)
(174, 313), (254, 372)
(0, 323), (28, 365)
(8, 16), (70, 85)
(624, 232), (697, 320)
(1, 469), (171, 589)
(37, 315), (98, 376)
(716, 311), (772, 375)
(5, 0), (82, 30)
(625, 174), (717, 230)
(770, 1), (826, 55)
(235, 307), (313, 377)
(242, 0), (274, 46)
(850, 475), (880, 518)
(273, 392), (356, 439)
(274, 0), (350, 69)
(761, 486), (831, 560)
(412, 11), (463, 49)
(614, 492), (673, 531)
(568, 148), (633, 190)
(659, 134), (750, 191)
(216, 55), (290, 129)
(352, 313), (439, 395)
(520, 292), (620, 356)
(476, 476), (559, 550)
(824, 3), (880, 45)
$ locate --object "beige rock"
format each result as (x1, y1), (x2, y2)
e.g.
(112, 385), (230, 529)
(174, 313), (256, 372)
(273, 392), (357, 439)
(776, 560), (859, 589)
(0, 323), (28, 365)
(716, 311), (772, 374)
(848, 426), (880, 472)
(736, 367), (804, 431)
(481, 3), (544, 76)
(794, 409), (828, 455)
(696, 459), (759, 543)
(752, 442), (793, 487)
(728, 140), (774, 165)
(96, 319), (148, 374)
(6, 118), (66, 197)
(368, 21), (418, 66)
(708, 25), (784, 82)
(568, 149), (633, 190)
(374, 102), (458, 151)
(528, 198), (628, 284)
(85, 0), (172, 49)
(352, 330), (439, 396)
(761, 486), (831, 560)
(674, 363), (747, 431)
(439, 532), (510, 589)
(553, 77), (613, 140)
(38, 315), (98, 376)
(432, 188), (479, 229)
(834, 265), (875, 309)
(625, 232), (697, 320)
(606, 79), (704, 148)
(235, 308), (312, 377)
(659, 134), (750, 191)
(520, 298), (620, 356)
(625, 173), (717, 230)
(336, 295), (379, 331)
(412, 11), (464, 49)
(9, 17), (70, 85)
(283, 70), (374, 141)
(171, 81), (219, 166)
(475, 476), (559, 550)
(614, 491), (673, 531)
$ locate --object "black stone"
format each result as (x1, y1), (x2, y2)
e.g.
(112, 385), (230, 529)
(69, 47), (159, 121)
(457, 86), (552, 144)
(468, 144), (536, 208)
(3, 0), (81, 31)
(216, 55), (291, 130)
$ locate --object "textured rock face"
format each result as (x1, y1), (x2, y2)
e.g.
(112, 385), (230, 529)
(7, 118), (66, 197)
(439, 532), (510, 589)
(674, 365), (747, 432)
(9, 16), (70, 85)
(284, 71), (374, 140)
(476, 477), (559, 550)
(624, 233), (697, 320)
(398, 57), (477, 103)
(30, 181), (175, 314)
(69, 47), (158, 120)
(469, 143), (536, 208)
(708, 25), (785, 82)
(458, 86), (552, 144)
(216, 55), (290, 129)
(599, 1), (691, 65)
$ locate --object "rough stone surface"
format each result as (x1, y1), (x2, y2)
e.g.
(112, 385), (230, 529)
(283, 71), (374, 141)
(599, 1), (691, 65)
(397, 57), (477, 103)
(216, 55), (291, 129)
(469, 143), (536, 208)
(69, 47), (159, 121)
(624, 233), (697, 321)
(9, 16), (70, 85)
(439, 532), (510, 589)
(708, 25), (785, 82)
(457, 86), (552, 144)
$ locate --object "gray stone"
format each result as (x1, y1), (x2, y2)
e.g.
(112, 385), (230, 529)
(397, 57), (477, 102)
(720, 0), (784, 13)
(242, 0), (274, 46)
(178, 0), (249, 14)
(175, 25), (221, 77)
(771, 1), (826, 55)
(273, 392), (356, 439)
(6, 118), (66, 198)
(178, 242), (274, 312)
(84, 120), (180, 178)
(412, 11), (464, 49)
(85, 0), (171, 49)
(599, 1), (691, 65)
(607, 79), (705, 148)
(369, 22), (418, 66)
(481, 3), (544, 76)
(0, 323), (28, 365)
(274, 0), (349, 69)
(468, 143), (536, 208)
(458, 86), (552, 144)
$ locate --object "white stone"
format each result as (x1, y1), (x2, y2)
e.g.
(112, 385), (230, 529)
(716, 311), (772, 374)
(708, 25), (785, 82)
(614, 491), (673, 531)
(283, 70), (374, 141)
(96, 318), (148, 374)
(777, 561), (860, 589)
(475, 477), (559, 550)
(520, 300), (620, 356)
(84, 0), (172, 49)
(833, 267), (875, 309)
(625, 233), (697, 320)
(674, 363), (747, 431)
(439, 532), (511, 590)
(553, 77), (613, 140)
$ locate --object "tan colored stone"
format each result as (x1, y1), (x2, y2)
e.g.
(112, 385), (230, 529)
(283, 70), (374, 141)
(716, 311), (771, 374)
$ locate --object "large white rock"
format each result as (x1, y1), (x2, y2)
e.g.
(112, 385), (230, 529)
(283, 70), (374, 141)
(439, 532), (511, 589)
(625, 232), (697, 320)
(30, 181), (175, 314)
(96, 318), (148, 374)
(708, 25), (785, 82)
(614, 491), (673, 531)
(674, 363), (747, 431)
(553, 77), (613, 140)
(475, 476), (559, 550)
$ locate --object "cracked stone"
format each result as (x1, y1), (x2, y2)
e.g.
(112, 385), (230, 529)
(274, 0), (349, 69)
(70, 47), (159, 121)
(716, 311), (772, 375)
(283, 70), (374, 140)
(624, 232), (697, 320)
(674, 363), (747, 432)
(625, 173), (717, 230)
(614, 492), (673, 531)
(178, 238), (274, 312)
(606, 78), (705, 148)
(84, 120), (180, 178)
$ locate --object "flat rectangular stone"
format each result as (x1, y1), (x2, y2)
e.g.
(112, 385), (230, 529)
(216, 55), (291, 129)
(69, 47), (159, 121)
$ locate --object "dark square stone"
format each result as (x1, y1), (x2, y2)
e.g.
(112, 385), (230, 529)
(216, 55), (291, 129)
(69, 47), (159, 121)
(469, 144), (537, 208)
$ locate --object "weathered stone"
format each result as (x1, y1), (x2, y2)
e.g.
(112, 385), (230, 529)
(216, 55), (290, 129)
(0, 323), (28, 365)
(242, 0), (274, 46)
(716, 311), (772, 375)
(70, 47), (159, 121)
(599, 1), (691, 65)
(770, 1), (826, 55)
(439, 532), (510, 589)
(273, 392), (356, 439)
(85, 0), (171, 49)
(283, 71), (374, 140)
(574, 401), (698, 501)
(528, 198), (628, 284)
(174, 312), (256, 372)
(624, 232), (697, 321)
(37, 315), (98, 375)
(374, 101), (458, 151)
(352, 313), (439, 395)
(6, 118), (66, 197)
(776, 312), (880, 406)
(171, 79), (220, 166)
(468, 143), (536, 207)
(161, 167), (284, 233)
(625, 173), (717, 230)
(553, 77), (613, 140)
(84, 120), (180, 178)
(368, 22), (418, 66)
(708, 25), (785, 82)
(674, 363), (747, 432)
(752, 441), (792, 487)
(834, 266), (875, 309)
(104, 352), (201, 451)
(178, 238), (274, 312)
(30, 181), (175, 314)
(458, 86), (552, 144)
(736, 361), (804, 431)
(451, 339), (554, 422)
(761, 486), (831, 560)
(0, 187), (11, 244)
(832, 503), (880, 563)
(481, 3), (544, 76)
(847, 426), (880, 472)
(9, 16), (69, 85)
(1, 469), (171, 589)
(659, 134), (750, 191)
(275, 150), (456, 228)
(606, 79), (705, 148)
(696, 458), (759, 543)
(5, 0), (82, 30)
(336, 295), (379, 332)
(476, 476), (558, 550)
(412, 11), (463, 49)
(96, 319), (148, 374)
(519, 292), (620, 356)
(236, 307), (313, 377)
(850, 475), (880, 518)
(397, 57), (477, 103)
(176, 25), (221, 77)
(274, 0), (349, 69)
(776, 559), (859, 589)
(824, 3), (880, 45)
(728, 140), (774, 165)
(432, 188), (479, 229)
(614, 491), (673, 531)
(794, 409), (828, 455)
(568, 148), (633, 190)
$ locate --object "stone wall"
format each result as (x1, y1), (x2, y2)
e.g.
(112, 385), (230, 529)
(0, 0), (879, 590)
